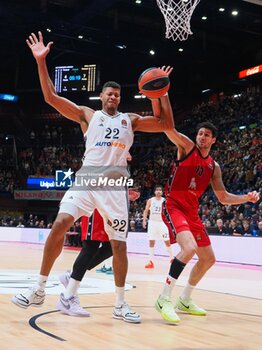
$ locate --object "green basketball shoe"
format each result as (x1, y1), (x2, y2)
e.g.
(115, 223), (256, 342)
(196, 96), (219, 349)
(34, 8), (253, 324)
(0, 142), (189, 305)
(155, 295), (181, 323)
(175, 297), (207, 316)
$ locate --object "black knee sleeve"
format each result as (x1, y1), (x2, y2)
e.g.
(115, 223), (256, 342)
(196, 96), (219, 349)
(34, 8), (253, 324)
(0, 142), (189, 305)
(71, 240), (100, 281)
(87, 242), (113, 270)
(169, 257), (186, 279)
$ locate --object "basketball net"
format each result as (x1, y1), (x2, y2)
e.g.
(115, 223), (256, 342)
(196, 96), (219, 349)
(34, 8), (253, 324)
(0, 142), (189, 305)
(156, 0), (201, 41)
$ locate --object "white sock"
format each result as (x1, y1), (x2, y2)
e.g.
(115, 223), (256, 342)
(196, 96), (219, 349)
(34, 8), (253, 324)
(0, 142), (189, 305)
(180, 282), (195, 301)
(149, 247), (154, 261)
(104, 257), (113, 269)
(36, 275), (48, 291)
(115, 286), (125, 307)
(161, 275), (177, 299)
(64, 278), (80, 299)
(166, 246), (173, 260)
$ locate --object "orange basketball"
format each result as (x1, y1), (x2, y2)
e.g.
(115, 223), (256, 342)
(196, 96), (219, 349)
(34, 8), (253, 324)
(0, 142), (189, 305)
(138, 67), (170, 99)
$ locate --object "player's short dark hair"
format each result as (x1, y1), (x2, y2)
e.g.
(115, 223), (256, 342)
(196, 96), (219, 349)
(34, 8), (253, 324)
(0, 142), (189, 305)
(196, 122), (218, 137)
(102, 81), (121, 91)
(154, 185), (163, 191)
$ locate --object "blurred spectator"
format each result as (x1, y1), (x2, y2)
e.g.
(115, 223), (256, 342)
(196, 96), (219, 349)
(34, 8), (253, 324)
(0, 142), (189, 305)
(228, 219), (243, 236)
(38, 220), (45, 229)
(216, 219), (230, 236)
(256, 221), (262, 237)
(129, 215), (136, 231)
(17, 221), (25, 228)
(242, 220), (253, 236)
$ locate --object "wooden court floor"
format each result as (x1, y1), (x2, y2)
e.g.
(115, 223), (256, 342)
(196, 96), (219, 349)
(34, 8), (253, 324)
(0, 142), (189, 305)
(0, 242), (262, 350)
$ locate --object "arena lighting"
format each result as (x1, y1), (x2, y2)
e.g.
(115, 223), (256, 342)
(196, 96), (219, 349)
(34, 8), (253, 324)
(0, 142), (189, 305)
(134, 95), (146, 99)
(201, 16), (207, 20)
(239, 64), (262, 78)
(89, 96), (100, 100)
(233, 94), (242, 98)
(149, 50), (155, 55)
(135, 0), (142, 4)
(239, 126), (246, 130)
(46, 28), (51, 32)
(78, 35), (83, 39)
(116, 45), (127, 49)
(219, 8), (225, 12)
(202, 89), (211, 93)
(178, 48), (183, 52)
(232, 10), (238, 16)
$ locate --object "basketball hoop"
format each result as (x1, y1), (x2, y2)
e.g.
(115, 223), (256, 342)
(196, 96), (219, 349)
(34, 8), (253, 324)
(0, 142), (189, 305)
(156, 0), (201, 41)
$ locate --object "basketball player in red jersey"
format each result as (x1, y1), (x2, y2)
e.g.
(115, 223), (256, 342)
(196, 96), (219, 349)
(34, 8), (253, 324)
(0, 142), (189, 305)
(57, 187), (140, 317)
(155, 121), (260, 323)
(12, 31), (174, 324)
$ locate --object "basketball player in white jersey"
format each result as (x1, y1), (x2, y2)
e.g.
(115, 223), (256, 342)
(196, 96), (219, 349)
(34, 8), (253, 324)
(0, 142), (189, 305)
(12, 31), (174, 323)
(143, 186), (173, 268)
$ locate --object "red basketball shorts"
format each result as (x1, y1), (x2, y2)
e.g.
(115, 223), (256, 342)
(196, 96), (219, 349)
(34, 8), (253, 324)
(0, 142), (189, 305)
(162, 201), (211, 247)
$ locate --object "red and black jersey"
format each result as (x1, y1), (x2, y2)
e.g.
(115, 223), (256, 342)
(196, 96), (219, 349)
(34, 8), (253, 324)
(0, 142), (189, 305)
(81, 209), (109, 242)
(165, 146), (215, 212)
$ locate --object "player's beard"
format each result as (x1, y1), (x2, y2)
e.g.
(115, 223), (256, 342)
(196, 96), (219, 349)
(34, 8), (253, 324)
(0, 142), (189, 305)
(106, 102), (118, 116)
(197, 141), (210, 150)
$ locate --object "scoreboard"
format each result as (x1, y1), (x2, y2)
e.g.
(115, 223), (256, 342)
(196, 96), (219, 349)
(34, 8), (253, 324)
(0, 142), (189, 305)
(54, 64), (97, 93)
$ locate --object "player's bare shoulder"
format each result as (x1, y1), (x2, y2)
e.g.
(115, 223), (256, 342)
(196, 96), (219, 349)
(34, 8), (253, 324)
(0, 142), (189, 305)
(81, 106), (95, 122)
(128, 113), (141, 128)
(79, 106), (95, 133)
(212, 161), (222, 179)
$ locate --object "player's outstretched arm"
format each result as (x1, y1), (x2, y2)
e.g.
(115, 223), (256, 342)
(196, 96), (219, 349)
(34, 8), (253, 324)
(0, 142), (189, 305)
(26, 31), (94, 129)
(165, 128), (194, 155)
(211, 162), (260, 205)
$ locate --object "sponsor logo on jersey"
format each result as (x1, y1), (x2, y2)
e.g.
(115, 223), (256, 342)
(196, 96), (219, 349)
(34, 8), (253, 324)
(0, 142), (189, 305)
(95, 141), (126, 149)
(208, 162), (214, 170)
(121, 119), (127, 128)
(99, 116), (105, 126)
(196, 165), (204, 176)
(188, 177), (196, 190)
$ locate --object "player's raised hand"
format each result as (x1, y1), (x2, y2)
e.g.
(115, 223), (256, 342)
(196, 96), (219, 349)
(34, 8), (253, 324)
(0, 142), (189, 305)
(160, 66), (173, 76)
(26, 31), (53, 60)
(247, 191), (260, 203)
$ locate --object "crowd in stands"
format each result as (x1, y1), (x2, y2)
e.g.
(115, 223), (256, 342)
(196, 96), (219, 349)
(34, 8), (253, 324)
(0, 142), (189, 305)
(0, 213), (52, 229)
(19, 144), (84, 177)
(0, 169), (20, 194)
(0, 87), (261, 236)
(184, 88), (261, 132)
(0, 213), (83, 246)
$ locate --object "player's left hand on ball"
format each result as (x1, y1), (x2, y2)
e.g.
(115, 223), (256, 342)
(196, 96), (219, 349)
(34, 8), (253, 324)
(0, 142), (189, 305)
(247, 191), (260, 203)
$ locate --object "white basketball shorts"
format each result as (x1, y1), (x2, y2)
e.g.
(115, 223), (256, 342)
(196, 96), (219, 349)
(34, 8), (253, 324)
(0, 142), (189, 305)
(147, 220), (169, 241)
(59, 187), (129, 242)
